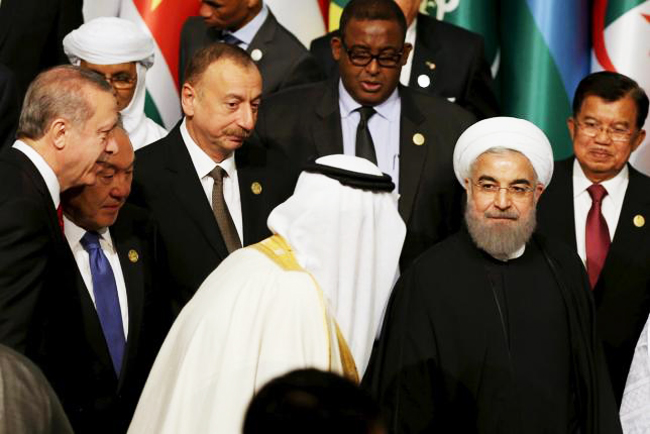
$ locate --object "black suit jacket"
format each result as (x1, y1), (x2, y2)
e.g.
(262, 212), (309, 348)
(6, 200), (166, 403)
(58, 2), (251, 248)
(129, 123), (297, 312)
(537, 157), (650, 404)
(179, 10), (323, 96)
(0, 64), (19, 149)
(252, 80), (475, 267)
(31, 204), (171, 434)
(310, 13), (499, 120)
(0, 0), (83, 100)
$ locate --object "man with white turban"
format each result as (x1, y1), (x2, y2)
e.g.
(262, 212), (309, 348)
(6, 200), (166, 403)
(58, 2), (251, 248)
(127, 154), (406, 434)
(364, 117), (622, 433)
(63, 17), (167, 150)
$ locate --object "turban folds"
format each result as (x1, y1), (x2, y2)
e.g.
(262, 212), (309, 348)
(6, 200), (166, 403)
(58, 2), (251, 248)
(453, 117), (554, 186)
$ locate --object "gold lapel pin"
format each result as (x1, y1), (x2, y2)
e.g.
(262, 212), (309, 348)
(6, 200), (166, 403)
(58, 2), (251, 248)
(425, 61), (436, 70)
(412, 133), (425, 146)
(128, 249), (139, 263)
(633, 215), (645, 228)
(251, 182), (263, 195)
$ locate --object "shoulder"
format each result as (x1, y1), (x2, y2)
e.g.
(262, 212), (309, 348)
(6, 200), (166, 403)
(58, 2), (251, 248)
(261, 80), (331, 109)
(417, 13), (484, 47)
(134, 124), (180, 167)
(533, 232), (588, 284)
(401, 86), (476, 130)
(628, 164), (650, 188)
(310, 31), (336, 52)
(181, 16), (206, 38)
(260, 11), (309, 54)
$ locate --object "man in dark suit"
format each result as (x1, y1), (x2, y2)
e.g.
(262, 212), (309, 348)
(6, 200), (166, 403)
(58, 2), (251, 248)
(537, 71), (650, 405)
(179, 0), (323, 96)
(0, 64), (19, 149)
(310, 0), (498, 120)
(0, 66), (119, 353)
(253, 0), (475, 267)
(40, 126), (170, 433)
(131, 43), (296, 312)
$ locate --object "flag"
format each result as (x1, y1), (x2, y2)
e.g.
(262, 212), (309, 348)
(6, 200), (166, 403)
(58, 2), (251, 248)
(265, 0), (326, 47)
(329, 0), (349, 31)
(593, 0), (650, 174)
(119, 0), (201, 129)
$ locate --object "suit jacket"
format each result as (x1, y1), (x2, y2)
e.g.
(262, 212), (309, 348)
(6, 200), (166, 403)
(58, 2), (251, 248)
(129, 123), (297, 312)
(29, 204), (171, 434)
(179, 10), (323, 97)
(537, 157), (650, 404)
(252, 80), (475, 267)
(310, 13), (499, 120)
(0, 0), (83, 100)
(0, 64), (19, 149)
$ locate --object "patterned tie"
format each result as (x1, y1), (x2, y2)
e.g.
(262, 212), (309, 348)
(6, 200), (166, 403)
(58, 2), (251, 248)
(208, 166), (242, 253)
(355, 106), (378, 164)
(585, 184), (610, 289)
(219, 31), (242, 46)
(80, 231), (125, 375)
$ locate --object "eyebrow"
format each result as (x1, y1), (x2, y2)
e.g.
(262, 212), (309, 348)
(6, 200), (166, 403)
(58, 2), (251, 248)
(96, 161), (135, 171)
(477, 175), (532, 185)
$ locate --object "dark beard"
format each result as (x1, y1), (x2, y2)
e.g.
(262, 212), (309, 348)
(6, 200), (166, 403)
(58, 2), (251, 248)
(465, 203), (537, 260)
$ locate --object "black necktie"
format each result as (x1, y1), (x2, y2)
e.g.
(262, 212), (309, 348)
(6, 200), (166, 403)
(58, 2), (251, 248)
(208, 166), (242, 254)
(218, 31), (242, 46)
(355, 106), (377, 164)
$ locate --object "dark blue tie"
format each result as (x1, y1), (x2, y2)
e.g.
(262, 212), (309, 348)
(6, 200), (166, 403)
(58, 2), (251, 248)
(80, 231), (125, 376)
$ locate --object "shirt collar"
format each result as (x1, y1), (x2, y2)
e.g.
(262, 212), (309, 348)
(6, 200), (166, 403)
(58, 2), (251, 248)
(405, 17), (417, 46)
(63, 214), (112, 251)
(180, 117), (238, 179)
(338, 80), (400, 122)
(572, 158), (629, 206)
(13, 140), (61, 208)
(230, 3), (268, 46)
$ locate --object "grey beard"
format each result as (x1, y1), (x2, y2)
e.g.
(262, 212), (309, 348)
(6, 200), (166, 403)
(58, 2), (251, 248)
(465, 205), (537, 261)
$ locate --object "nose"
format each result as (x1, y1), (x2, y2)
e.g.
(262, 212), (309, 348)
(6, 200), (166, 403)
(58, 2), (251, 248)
(365, 58), (380, 75)
(104, 137), (119, 156)
(594, 126), (613, 144)
(111, 175), (131, 201)
(493, 188), (512, 210)
(237, 104), (256, 132)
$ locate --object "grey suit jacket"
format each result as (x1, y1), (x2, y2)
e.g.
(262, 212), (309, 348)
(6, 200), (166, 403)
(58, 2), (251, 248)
(252, 80), (475, 267)
(179, 10), (323, 97)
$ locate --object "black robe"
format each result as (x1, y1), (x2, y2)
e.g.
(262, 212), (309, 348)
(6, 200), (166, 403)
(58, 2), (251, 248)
(363, 230), (621, 433)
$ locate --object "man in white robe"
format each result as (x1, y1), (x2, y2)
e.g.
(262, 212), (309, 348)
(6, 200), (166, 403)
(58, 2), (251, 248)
(63, 17), (167, 150)
(621, 316), (650, 432)
(127, 154), (405, 434)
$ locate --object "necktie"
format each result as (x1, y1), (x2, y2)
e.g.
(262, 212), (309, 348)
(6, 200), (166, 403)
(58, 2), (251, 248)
(56, 205), (64, 233)
(80, 232), (125, 375)
(585, 184), (610, 289)
(355, 106), (377, 164)
(209, 166), (242, 253)
(219, 31), (242, 46)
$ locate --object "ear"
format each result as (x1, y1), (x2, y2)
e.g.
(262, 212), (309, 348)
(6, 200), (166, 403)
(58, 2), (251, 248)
(331, 36), (343, 62)
(463, 177), (470, 191)
(567, 117), (576, 142)
(400, 43), (413, 66)
(181, 83), (197, 117)
(631, 129), (646, 153)
(534, 183), (545, 201)
(49, 118), (68, 150)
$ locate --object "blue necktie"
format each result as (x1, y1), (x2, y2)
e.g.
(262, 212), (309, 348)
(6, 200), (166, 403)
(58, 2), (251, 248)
(80, 231), (125, 376)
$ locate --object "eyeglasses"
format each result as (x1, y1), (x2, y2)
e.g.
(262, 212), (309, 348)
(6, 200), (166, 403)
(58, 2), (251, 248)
(471, 181), (535, 198)
(340, 39), (404, 68)
(576, 120), (634, 142)
(103, 74), (136, 90)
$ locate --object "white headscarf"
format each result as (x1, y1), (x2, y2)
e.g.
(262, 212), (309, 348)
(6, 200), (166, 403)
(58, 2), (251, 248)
(453, 116), (554, 186)
(267, 155), (406, 375)
(63, 17), (166, 149)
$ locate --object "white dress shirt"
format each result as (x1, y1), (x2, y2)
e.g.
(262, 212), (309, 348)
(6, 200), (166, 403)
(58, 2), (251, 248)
(572, 159), (629, 266)
(13, 140), (60, 208)
(399, 17), (417, 87)
(338, 81), (402, 191)
(63, 216), (129, 337)
(180, 118), (244, 243)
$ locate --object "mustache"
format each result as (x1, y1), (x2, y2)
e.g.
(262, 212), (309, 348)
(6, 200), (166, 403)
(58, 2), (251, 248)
(484, 210), (519, 220)
(223, 127), (251, 139)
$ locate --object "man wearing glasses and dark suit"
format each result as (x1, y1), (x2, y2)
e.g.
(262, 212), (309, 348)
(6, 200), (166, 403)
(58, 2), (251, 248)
(252, 0), (475, 267)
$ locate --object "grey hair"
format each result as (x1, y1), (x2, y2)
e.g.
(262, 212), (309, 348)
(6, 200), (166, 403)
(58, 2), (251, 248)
(17, 65), (113, 141)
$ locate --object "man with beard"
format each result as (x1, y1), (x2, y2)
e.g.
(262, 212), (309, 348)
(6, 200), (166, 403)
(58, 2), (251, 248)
(363, 117), (621, 433)
(129, 43), (295, 313)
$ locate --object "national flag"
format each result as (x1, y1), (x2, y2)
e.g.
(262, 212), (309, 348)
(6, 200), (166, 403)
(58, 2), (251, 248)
(329, 0), (349, 31)
(119, 0), (201, 129)
(593, 0), (650, 174)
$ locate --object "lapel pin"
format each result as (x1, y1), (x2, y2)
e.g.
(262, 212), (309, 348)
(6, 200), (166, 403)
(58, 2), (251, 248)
(251, 49), (263, 62)
(425, 61), (436, 70)
(633, 214), (645, 228)
(128, 249), (139, 263)
(412, 133), (425, 146)
(251, 182), (263, 195)
(417, 74), (431, 88)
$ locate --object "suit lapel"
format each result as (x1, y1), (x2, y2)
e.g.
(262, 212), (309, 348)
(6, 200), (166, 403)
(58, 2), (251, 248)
(552, 158), (578, 250)
(111, 224), (145, 391)
(248, 10), (276, 54)
(597, 166), (650, 289)
(398, 88), (427, 222)
(313, 81), (344, 156)
(409, 15), (442, 92)
(165, 128), (230, 260)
